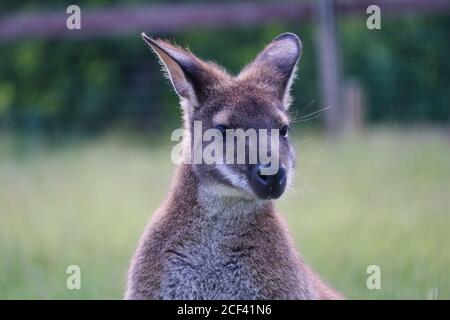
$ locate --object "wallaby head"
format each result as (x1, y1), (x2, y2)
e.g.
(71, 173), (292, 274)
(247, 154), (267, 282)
(142, 32), (302, 201)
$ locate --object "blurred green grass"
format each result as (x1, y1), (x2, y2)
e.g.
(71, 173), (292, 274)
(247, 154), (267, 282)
(0, 128), (449, 299)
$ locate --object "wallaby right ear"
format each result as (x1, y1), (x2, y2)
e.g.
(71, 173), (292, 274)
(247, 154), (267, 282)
(239, 33), (302, 109)
(142, 33), (208, 108)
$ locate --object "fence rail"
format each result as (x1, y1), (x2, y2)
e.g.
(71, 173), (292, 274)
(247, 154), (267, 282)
(1, 0), (450, 41)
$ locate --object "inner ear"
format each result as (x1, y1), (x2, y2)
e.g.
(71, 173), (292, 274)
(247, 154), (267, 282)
(153, 45), (194, 100)
(239, 33), (302, 106)
(142, 33), (210, 107)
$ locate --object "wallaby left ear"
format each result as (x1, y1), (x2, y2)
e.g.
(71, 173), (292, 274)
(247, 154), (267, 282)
(240, 33), (302, 108)
(141, 33), (217, 109)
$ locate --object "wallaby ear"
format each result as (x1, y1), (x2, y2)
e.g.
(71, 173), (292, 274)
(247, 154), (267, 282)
(239, 32), (302, 108)
(142, 33), (211, 109)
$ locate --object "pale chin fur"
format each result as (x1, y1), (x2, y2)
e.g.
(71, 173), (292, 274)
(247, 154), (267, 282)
(214, 164), (254, 198)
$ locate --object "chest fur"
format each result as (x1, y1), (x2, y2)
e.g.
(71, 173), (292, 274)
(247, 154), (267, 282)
(156, 203), (309, 299)
(159, 228), (261, 299)
(145, 183), (313, 299)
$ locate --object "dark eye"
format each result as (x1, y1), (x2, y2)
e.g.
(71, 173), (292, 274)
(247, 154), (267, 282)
(279, 124), (291, 138)
(215, 124), (229, 137)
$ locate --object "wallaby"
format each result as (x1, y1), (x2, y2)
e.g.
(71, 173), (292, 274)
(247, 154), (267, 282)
(126, 32), (343, 300)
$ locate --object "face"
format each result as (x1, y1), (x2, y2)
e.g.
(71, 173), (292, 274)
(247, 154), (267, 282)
(142, 32), (302, 200)
(191, 82), (295, 200)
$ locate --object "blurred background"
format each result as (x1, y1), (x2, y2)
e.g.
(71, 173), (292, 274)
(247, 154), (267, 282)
(0, 0), (449, 299)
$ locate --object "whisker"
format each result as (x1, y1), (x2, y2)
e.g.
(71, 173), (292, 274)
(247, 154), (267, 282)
(292, 114), (322, 123)
(297, 98), (317, 114)
(290, 99), (314, 120)
(293, 105), (332, 121)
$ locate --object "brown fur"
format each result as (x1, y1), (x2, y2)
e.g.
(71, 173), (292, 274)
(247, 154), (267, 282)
(126, 33), (343, 300)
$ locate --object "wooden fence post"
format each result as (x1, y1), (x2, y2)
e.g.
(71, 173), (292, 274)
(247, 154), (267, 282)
(316, 0), (343, 138)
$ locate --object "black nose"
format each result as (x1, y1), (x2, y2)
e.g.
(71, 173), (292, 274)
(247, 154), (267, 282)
(249, 164), (287, 199)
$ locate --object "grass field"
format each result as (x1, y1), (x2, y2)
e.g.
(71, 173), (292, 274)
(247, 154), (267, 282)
(0, 128), (449, 299)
